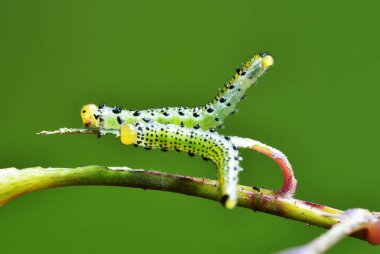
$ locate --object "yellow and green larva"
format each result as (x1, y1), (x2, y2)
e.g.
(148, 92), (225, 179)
(119, 120), (242, 209)
(80, 53), (274, 209)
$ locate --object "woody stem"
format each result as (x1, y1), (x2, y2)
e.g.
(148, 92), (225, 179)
(0, 165), (379, 245)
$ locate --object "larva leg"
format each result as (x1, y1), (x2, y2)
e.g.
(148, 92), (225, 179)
(119, 121), (242, 209)
(229, 136), (297, 197)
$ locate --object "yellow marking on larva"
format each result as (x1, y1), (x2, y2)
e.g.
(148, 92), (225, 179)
(262, 55), (274, 68)
(225, 198), (236, 210)
(81, 104), (99, 127)
(120, 124), (138, 145)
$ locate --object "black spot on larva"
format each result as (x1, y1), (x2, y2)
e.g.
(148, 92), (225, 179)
(178, 111), (184, 116)
(133, 111), (140, 116)
(117, 116), (123, 124)
(241, 71), (246, 76)
(133, 144), (138, 147)
(175, 148), (181, 152)
(240, 95), (246, 100)
(226, 103), (231, 107)
(207, 107), (214, 113)
(234, 156), (239, 161)
(221, 195), (229, 206)
(144, 147), (152, 151)
(202, 156), (210, 161)
(215, 117), (219, 122)
(94, 114), (99, 119)
(163, 112), (169, 116)
(236, 68), (241, 74)
(219, 98), (226, 103)
(193, 112), (200, 118)
(224, 136), (230, 140)
(232, 145), (237, 150)
(259, 52), (267, 57)
(210, 128), (216, 133)
(193, 124), (200, 129)
(98, 104), (105, 109)
(82, 110), (86, 113)
(229, 85), (235, 90)
(112, 107), (122, 114)
(161, 148), (168, 152)
(180, 122), (184, 127)
(142, 118), (150, 123)
(188, 152), (195, 157)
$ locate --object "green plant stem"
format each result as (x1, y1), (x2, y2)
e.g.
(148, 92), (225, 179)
(0, 165), (378, 244)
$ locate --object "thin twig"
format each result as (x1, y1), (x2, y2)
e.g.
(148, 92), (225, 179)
(37, 128), (99, 135)
(37, 127), (119, 136)
(277, 209), (379, 254)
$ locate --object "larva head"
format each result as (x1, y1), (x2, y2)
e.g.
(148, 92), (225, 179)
(81, 104), (100, 128)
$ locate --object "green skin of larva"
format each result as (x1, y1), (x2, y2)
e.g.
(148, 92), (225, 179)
(130, 120), (241, 207)
(97, 54), (271, 131)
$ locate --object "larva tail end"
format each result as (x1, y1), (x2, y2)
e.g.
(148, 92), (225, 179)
(262, 55), (274, 68)
(221, 195), (236, 209)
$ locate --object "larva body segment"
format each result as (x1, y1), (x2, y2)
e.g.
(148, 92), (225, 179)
(120, 121), (242, 209)
(87, 53), (273, 131)
(203, 54), (273, 129)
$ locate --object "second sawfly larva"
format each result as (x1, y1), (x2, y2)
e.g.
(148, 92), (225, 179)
(80, 53), (275, 209)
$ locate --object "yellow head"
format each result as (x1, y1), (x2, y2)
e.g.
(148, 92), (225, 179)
(81, 104), (100, 127)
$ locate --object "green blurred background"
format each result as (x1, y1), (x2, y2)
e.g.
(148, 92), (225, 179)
(1, 0), (379, 253)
